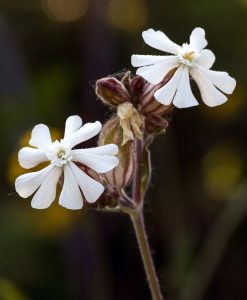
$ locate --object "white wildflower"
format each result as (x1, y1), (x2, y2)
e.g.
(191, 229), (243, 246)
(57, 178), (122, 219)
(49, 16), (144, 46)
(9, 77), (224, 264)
(15, 115), (119, 210)
(131, 27), (236, 108)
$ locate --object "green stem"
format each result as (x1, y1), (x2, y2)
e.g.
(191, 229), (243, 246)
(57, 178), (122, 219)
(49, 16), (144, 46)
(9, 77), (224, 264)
(130, 209), (164, 300)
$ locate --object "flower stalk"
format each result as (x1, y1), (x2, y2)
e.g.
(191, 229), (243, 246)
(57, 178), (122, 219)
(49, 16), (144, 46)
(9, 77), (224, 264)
(130, 209), (163, 300)
(96, 71), (170, 299)
(132, 138), (143, 205)
(129, 137), (163, 300)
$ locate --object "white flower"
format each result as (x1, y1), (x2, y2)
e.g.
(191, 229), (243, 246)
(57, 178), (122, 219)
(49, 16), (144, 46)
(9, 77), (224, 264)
(131, 27), (236, 108)
(15, 115), (119, 210)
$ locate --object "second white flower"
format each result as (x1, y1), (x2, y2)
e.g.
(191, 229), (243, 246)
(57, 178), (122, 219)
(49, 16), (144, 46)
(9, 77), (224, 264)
(131, 27), (236, 108)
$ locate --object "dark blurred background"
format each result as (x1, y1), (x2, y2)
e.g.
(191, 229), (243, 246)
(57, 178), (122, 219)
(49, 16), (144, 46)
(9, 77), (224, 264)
(1, 0), (247, 299)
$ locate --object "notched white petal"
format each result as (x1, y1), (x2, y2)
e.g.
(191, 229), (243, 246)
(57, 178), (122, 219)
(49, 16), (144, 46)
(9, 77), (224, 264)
(190, 68), (228, 107)
(131, 55), (166, 67)
(18, 147), (48, 169)
(142, 28), (181, 54)
(31, 167), (62, 209)
(136, 56), (179, 84)
(75, 144), (119, 155)
(64, 115), (83, 139)
(196, 49), (215, 69)
(69, 121), (102, 148)
(29, 124), (52, 150)
(173, 67), (199, 108)
(189, 27), (207, 51)
(70, 162), (104, 203)
(59, 164), (83, 210)
(196, 66), (236, 94)
(72, 150), (119, 173)
(154, 67), (183, 105)
(15, 164), (54, 198)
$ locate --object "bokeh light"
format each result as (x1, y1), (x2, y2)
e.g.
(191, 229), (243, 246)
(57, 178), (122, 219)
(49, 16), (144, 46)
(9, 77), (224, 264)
(42, 0), (88, 22)
(107, 0), (148, 31)
(0, 277), (30, 300)
(202, 145), (244, 201)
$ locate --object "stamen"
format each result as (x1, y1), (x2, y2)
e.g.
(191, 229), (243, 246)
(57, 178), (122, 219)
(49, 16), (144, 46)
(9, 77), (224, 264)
(57, 151), (66, 159)
(183, 51), (195, 62)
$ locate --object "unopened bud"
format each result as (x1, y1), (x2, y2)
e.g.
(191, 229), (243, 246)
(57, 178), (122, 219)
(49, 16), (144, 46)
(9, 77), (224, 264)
(98, 117), (135, 190)
(130, 75), (145, 98)
(76, 162), (101, 182)
(144, 114), (169, 135)
(96, 77), (130, 106)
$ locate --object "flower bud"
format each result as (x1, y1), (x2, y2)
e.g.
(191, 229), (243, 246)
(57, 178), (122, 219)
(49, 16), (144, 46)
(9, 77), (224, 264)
(130, 75), (146, 98)
(76, 162), (101, 182)
(140, 71), (174, 115)
(98, 117), (135, 190)
(117, 102), (144, 145)
(96, 77), (130, 106)
(144, 114), (169, 135)
(95, 189), (119, 211)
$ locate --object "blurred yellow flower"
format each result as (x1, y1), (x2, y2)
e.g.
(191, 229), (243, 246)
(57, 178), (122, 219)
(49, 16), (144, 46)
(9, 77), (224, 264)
(107, 0), (148, 31)
(0, 277), (30, 300)
(42, 0), (88, 22)
(203, 145), (244, 200)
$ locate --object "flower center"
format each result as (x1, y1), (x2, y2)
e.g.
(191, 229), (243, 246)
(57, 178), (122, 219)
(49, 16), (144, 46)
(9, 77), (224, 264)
(47, 140), (73, 167)
(183, 51), (195, 62)
(55, 148), (71, 166)
(57, 150), (66, 159)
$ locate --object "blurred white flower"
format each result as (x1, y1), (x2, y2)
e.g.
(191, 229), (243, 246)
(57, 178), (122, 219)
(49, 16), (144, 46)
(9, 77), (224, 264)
(131, 27), (236, 108)
(15, 116), (119, 210)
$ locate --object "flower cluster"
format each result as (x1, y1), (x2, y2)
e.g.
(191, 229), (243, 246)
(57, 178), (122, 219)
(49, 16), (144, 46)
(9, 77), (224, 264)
(15, 27), (236, 210)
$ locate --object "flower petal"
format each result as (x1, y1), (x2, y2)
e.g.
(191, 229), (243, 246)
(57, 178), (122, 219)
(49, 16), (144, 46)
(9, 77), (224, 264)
(154, 67), (183, 105)
(29, 124), (52, 150)
(196, 49), (215, 69)
(136, 56), (179, 84)
(190, 67), (228, 107)
(64, 115), (83, 139)
(18, 147), (48, 169)
(189, 27), (207, 51)
(69, 162), (104, 203)
(15, 164), (54, 198)
(71, 150), (119, 173)
(59, 164), (83, 210)
(69, 121), (102, 148)
(74, 144), (118, 155)
(196, 66), (236, 94)
(173, 67), (199, 108)
(131, 55), (167, 67)
(142, 28), (181, 54)
(31, 167), (62, 209)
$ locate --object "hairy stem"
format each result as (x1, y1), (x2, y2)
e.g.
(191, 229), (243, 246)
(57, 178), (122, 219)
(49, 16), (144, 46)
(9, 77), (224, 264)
(130, 138), (163, 300)
(133, 138), (142, 205)
(130, 210), (163, 300)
